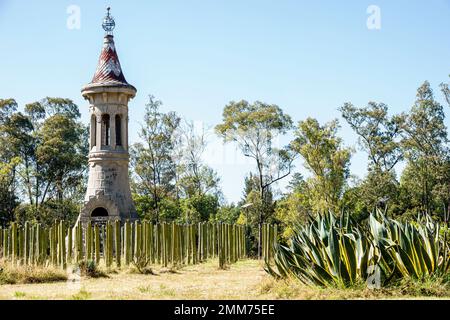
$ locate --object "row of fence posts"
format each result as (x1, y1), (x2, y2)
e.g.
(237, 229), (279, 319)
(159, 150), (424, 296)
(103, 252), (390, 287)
(261, 223), (277, 262)
(0, 220), (250, 269)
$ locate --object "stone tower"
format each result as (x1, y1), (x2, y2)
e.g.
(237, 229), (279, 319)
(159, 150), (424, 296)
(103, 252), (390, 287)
(78, 8), (138, 224)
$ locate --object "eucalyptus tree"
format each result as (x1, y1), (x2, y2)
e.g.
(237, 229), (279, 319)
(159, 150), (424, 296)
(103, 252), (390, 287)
(130, 95), (181, 222)
(215, 100), (294, 257)
(176, 120), (220, 199)
(396, 81), (448, 215)
(340, 102), (403, 213)
(0, 99), (22, 224)
(290, 118), (352, 213)
(0, 97), (87, 224)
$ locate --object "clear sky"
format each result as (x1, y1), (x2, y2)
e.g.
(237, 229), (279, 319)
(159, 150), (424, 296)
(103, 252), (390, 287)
(1, 0), (450, 203)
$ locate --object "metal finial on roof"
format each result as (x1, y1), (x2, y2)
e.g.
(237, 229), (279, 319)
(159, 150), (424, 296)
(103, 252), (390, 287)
(102, 7), (115, 35)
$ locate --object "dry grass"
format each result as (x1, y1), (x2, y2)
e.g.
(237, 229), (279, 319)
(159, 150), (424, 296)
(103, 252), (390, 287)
(0, 259), (449, 300)
(0, 261), (67, 285)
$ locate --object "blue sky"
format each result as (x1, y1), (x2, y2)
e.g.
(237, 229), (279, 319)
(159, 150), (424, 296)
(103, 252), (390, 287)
(1, 0), (450, 203)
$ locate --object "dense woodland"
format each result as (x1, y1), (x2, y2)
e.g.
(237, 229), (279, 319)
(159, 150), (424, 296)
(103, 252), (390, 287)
(1, 77), (450, 255)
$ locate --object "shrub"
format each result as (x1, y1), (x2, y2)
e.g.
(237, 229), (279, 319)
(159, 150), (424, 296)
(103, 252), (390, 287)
(74, 260), (107, 278)
(131, 253), (154, 275)
(266, 211), (450, 288)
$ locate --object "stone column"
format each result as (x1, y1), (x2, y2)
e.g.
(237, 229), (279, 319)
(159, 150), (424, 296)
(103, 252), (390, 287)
(125, 115), (129, 150)
(121, 113), (126, 149)
(96, 113), (102, 152)
(90, 115), (96, 150)
(110, 111), (116, 149)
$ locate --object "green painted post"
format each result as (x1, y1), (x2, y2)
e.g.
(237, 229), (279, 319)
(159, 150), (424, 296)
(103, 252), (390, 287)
(226, 224), (229, 264)
(142, 221), (147, 261)
(67, 226), (72, 264)
(2, 229), (7, 260)
(212, 223), (216, 259)
(60, 221), (66, 268)
(35, 225), (40, 265)
(266, 224), (270, 262)
(171, 222), (175, 266)
(23, 222), (29, 264)
(43, 227), (49, 265)
(109, 222), (113, 267)
(55, 222), (60, 266)
(105, 223), (109, 267)
(86, 222), (92, 261)
(197, 222), (202, 262)
(203, 222), (208, 261)
(11, 222), (17, 263)
(192, 223), (197, 265)
(148, 222), (154, 264)
(134, 221), (141, 263)
(162, 223), (167, 267)
(115, 220), (121, 267)
(123, 221), (128, 265)
(74, 224), (78, 263)
(154, 223), (159, 264)
(120, 224), (124, 264)
(186, 224), (191, 265)
(0, 227), (2, 258)
(49, 225), (54, 265)
(218, 223), (224, 268)
(18, 225), (23, 265)
(105, 222), (111, 268)
(72, 225), (77, 264)
(29, 225), (37, 265)
(94, 224), (100, 264)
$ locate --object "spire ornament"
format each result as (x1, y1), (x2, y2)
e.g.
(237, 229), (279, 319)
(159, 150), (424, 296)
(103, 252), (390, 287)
(102, 7), (115, 35)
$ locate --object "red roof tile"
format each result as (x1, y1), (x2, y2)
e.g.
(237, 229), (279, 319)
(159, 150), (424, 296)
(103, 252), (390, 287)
(91, 35), (129, 86)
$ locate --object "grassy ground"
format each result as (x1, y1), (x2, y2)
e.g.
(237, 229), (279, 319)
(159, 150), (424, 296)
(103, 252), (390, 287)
(0, 259), (449, 300)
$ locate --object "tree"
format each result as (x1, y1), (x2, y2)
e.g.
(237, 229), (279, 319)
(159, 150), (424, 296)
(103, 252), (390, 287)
(0, 97), (87, 225)
(131, 95), (181, 222)
(396, 81), (448, 215)
(340, 102), (402, 171)
(176, 121), (221, 199)
(274, 173), (311, 239)
(340, 102), (402, 213)
(291, 118), (352, 213)
(215, 100), (294, 258)
(0, 99), (22, 225)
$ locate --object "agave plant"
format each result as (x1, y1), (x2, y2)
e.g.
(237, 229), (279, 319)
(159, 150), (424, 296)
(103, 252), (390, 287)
(369, 212), (450, 279)
(266, 211), (450, 288)
(266, 212), (380, 287)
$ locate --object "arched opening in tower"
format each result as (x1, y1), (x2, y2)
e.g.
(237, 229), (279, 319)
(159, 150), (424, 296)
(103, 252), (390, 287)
(91, 207), (108, 217)
(115, 114), (122, 146)
(101, 114), (110, 146)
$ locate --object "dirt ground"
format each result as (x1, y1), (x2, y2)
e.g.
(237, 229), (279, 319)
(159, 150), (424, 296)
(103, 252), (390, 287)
(0, 259), (268, 300)
(1, 259), (449, 300)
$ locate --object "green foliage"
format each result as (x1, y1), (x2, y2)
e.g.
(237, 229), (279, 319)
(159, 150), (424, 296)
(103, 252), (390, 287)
(340, 101), (403, 172)
(274, 174), (311, 239)
(214, 204), (241, 224)
(179, 194), (219, 223)
(216, 100), (294, 257)
(0, 97), (86, 226)
(267, 211), (450, 288)
(131, 95), (181, 221)
(14, 199), (80, 227)
(290, 118), (352, 213)
(396, 82), (448, 215)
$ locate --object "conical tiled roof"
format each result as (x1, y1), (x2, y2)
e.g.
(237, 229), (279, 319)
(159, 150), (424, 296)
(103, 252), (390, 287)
(91, 35), (129, 86)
